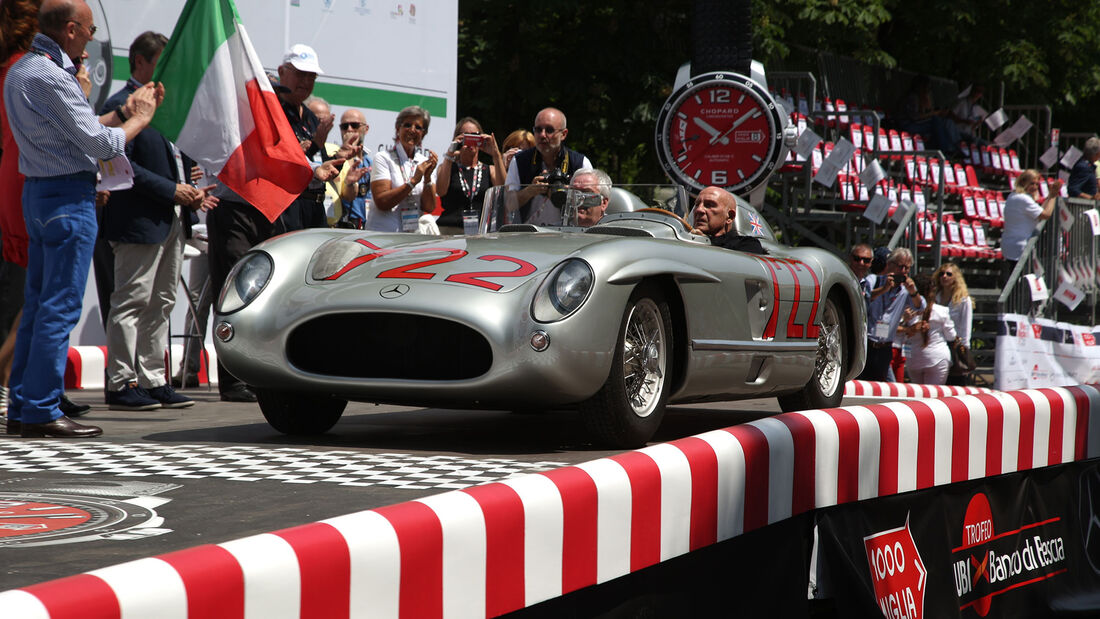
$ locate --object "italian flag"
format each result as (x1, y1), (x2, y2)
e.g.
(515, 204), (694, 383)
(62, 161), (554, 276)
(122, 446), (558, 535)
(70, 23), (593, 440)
(151, 0), (312, 222)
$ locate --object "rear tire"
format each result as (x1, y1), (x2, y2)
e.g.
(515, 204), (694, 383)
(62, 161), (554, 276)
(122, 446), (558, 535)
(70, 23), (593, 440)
(256, 389), (347, 435)
(580, 283), (672, 448)
(777, 294), (848, 412)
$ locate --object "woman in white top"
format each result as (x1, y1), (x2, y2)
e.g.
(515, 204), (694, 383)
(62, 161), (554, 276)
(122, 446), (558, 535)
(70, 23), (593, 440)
(1001, 170), (1062, 261)
(902, 274), (957, 385)
(367, 106), (439, 232)
(931, 262), (974, 386)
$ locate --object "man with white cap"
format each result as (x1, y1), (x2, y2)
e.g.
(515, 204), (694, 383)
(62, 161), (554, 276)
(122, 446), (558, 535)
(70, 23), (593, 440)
(274, 43), (331, 230)
(206, 43), (349, 402)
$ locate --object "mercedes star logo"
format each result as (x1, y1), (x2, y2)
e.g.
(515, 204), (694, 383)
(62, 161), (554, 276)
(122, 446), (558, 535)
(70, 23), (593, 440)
(380, 284), (409, 299)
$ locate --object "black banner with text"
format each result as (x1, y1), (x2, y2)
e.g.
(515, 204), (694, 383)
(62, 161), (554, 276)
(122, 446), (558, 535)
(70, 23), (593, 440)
(813, 460), (1100, 618)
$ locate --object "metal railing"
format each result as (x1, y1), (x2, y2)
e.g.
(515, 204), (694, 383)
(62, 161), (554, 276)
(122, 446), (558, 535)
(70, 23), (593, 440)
(997, 196), (1099, 321)
(768, 71), (816, 118)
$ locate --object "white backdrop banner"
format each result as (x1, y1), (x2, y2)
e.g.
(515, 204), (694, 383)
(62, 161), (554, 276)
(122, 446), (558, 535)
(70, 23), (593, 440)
(995, 313), (1100, 390)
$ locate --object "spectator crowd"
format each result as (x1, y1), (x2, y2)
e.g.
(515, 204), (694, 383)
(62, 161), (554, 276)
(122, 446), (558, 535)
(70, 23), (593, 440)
(1, 1), (1091, 440)
(0, 0), (627, 439)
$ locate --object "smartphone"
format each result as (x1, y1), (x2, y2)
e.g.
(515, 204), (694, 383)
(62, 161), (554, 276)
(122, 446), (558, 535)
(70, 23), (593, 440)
(463, 133), (484, 147)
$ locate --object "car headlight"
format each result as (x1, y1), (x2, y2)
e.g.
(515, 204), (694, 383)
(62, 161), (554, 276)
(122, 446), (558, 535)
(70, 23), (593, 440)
(531, 259), (593, 322)
(311, 237), (371, 280)
(217, 252), (273, 314)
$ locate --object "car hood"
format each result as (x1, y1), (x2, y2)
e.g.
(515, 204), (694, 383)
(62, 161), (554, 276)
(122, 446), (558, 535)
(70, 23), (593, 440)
(305, 231), (612, 293)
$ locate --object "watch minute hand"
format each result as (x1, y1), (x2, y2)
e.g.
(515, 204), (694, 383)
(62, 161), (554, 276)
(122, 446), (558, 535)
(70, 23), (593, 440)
(693, 117), (729, 145)
(710, 108), (762, 145)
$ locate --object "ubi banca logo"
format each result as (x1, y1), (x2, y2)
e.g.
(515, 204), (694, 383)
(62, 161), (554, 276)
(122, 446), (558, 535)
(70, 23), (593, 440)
(952, 492), (1066, 616)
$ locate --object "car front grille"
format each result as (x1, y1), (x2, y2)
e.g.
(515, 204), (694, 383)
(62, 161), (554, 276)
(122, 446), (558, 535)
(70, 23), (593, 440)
(286, 313), (492, 380)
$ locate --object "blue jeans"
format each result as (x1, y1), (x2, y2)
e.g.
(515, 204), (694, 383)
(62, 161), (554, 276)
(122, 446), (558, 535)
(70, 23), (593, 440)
(9, 173), (97, 424)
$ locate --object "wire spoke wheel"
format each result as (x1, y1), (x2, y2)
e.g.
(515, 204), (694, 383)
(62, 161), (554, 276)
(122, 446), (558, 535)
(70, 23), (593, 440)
(778, 294), (848, 412)
(814, 300), (843, 398)
(580, 283), (673, 448)
(622, 298), (668, 417)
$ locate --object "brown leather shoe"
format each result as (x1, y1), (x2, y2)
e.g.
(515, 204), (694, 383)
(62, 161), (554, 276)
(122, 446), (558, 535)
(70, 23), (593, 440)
(5, 419), (19, 435)
(21, 416), (102, 438)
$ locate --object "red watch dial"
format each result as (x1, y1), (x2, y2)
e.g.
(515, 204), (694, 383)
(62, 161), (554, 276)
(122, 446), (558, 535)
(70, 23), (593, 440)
(656, 72), (784, 195)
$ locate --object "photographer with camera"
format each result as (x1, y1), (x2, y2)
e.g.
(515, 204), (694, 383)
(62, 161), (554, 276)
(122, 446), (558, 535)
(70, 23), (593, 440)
(505, 107), (592, 225)
(434, 117), (505, 235)
(858, 248), (926, 382)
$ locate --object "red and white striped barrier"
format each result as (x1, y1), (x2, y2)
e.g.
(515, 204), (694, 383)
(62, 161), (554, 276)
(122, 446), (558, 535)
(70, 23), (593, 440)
(3, 386), (1098, 618)
(64, 345), (217, 390)
(845, 379), (995, 399)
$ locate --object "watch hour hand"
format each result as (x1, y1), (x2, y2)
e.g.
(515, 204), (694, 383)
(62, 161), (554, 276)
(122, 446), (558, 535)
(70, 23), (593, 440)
(693, 117), (729, 145)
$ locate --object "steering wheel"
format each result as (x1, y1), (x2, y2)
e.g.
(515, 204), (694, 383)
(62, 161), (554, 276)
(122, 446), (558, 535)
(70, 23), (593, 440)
(636, 207), (692, 232)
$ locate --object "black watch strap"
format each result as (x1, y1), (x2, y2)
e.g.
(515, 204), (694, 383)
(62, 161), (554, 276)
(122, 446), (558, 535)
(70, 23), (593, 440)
(691, 0), (753, 76)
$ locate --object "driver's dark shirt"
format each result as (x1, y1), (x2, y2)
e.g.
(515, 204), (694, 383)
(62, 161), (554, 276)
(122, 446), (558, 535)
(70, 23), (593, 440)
(711, 233), (766, 255)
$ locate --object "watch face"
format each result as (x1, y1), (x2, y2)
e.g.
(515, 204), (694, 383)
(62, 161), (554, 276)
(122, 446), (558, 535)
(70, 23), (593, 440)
(656, 72), (785, 195)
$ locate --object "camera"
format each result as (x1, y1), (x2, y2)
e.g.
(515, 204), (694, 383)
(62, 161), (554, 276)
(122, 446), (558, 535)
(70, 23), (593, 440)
(462, 133), (484, 147)
(546, 168), (570, 208)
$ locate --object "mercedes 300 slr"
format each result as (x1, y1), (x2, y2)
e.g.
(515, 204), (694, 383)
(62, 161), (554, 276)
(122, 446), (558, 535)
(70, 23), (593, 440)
(214, 185), (866, 448)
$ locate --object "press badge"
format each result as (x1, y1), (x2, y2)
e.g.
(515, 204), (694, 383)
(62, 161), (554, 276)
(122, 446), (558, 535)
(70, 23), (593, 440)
(874, 319), (892, 340)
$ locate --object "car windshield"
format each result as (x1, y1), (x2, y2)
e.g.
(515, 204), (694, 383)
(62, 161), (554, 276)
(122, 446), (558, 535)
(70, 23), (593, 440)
(477, 184), (690, 233)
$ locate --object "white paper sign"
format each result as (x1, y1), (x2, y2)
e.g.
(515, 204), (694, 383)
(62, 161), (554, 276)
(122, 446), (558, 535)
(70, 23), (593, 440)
(1060, 145), (1083, 169)
(96, 156), (134, 191)
(795, 128), (823, 159)
(1040, 145), (1060, 169)
(892, 199), (915, 224)
(1025, 273), (1049, 301)
(994, 127), (1020, 148)
(863, 191), (892, 225)
(985, 108), (1008, 131)
(1059, 203), (1075, 230)
(1085, 209), (1100, 235)
(1054, 281), (1086, 310)
(1009, 115), (1033, 136)
(812, 137), (855, 188)
(1059, 265), (1075, 285)
(859, 158), (886, 188)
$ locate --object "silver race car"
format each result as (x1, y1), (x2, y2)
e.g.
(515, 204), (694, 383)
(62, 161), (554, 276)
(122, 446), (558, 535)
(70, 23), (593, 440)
(214, 185), (866, 448)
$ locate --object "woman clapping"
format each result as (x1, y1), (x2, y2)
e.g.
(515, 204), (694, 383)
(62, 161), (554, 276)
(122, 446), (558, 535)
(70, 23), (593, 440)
(368, 106), (438, 232)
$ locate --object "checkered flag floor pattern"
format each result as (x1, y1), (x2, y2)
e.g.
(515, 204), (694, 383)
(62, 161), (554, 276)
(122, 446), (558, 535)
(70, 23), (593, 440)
(0, 440), (568, 490)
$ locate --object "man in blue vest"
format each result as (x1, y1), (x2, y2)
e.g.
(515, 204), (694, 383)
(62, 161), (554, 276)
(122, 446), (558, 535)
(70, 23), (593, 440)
(505, 107), (592, 225)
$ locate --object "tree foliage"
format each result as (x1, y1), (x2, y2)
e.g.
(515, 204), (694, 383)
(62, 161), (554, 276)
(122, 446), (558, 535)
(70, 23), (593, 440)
(457, 1), (1100, 183)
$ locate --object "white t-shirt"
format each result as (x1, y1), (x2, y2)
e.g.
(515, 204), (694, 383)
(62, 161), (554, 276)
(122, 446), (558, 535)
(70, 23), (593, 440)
(1001, 192), (1043, 260)
(905, 304), (957, 370)
(367, 142), (431, 232)
(504, 153), (593, 226)
(937, 293), (972, 345)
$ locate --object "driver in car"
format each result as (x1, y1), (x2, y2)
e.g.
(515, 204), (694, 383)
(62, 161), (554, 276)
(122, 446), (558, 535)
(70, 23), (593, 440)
(690, 186), (766, 255)
(569, 168), (610, 227)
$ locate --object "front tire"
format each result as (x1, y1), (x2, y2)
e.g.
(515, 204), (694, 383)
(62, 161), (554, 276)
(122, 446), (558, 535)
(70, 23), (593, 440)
(256, 389), (347, 435)
(778, 293), (848, 412)
(580, 283), (672, 448)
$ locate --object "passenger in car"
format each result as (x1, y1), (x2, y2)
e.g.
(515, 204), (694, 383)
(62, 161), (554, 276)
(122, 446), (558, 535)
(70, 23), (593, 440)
(689, 186), (766, 255)
(569, 168), (610, 227)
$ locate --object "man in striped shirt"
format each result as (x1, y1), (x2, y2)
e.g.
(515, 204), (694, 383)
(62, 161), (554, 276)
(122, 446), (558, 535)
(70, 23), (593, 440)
(3, 0), (159, 438)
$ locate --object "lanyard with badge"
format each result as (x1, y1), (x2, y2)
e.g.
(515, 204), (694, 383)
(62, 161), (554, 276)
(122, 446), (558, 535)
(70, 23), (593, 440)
(873, 285), (904, 340)
(392, 143), (423, 232)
